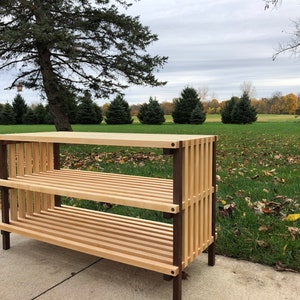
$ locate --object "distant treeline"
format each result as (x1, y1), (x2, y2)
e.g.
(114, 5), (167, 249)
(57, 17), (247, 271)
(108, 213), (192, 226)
(1, 90), (299, 125)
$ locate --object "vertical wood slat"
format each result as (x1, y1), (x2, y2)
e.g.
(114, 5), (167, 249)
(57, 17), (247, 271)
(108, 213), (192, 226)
(34, 143), (47, 212)
(33, 143), (41, 213)
(25, 143), (34, 215)
(32, 143), (42, 213)
(8, 144), (18, 221)
(16, 143), (26, 218)
(47, 143), (55, 209)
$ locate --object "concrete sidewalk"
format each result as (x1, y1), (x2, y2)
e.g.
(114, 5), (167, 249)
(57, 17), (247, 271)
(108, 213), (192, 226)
(0, 233), (299, 300)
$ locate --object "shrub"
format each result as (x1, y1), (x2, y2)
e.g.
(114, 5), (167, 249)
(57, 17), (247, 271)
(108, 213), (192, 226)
(172, 87), (205, 124)
(77, 91), (102, 124)
(221, 93), (257, 124)
(0, 103), (16, 124)
(105, 95), (133, 124)
(138, 97), (165, 124)
(190, 104), (206, 124)
(221, 96), (239, 124)
(231, 92), (257, 124)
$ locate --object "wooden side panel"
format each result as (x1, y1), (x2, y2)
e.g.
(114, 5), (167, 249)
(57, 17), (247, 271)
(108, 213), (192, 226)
(181, 137), (216, 268)
(6, 142), (55, 219)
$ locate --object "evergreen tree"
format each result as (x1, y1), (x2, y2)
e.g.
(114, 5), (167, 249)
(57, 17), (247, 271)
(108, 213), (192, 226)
(93, 103), (103, 124)
(44, 105), (54, 124)
(33, 104), (47, 124)
(0, 104), (3, 123)
(12, 94), (28, 124)
(23, 108), (38, 124)
(0, 1), (167, 131)
(105, 95), (133, 124)
(0, 103), (16, 124)
(77, 92), (99, 124)
(190, 104), (206, 124)
(221, 96), (240, 124)
(59, 89), (78, 124)
(231, 92), (257, 124)
(138, 97), (165, 125)
(172, 87), (201, 124)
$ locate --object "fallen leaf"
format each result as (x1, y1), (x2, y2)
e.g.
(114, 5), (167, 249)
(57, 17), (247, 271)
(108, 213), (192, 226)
(287, 227), (300, 240)
(283, 244), (288, 254)
(218, 203), (235, 217)
(257, 240), (269, 248)
(262, 207), (274, 214)
(258, 225), (272, 232)
(286, 214), (300, 222)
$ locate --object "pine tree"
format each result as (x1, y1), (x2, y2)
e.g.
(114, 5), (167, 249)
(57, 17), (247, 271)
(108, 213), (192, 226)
(138, 97), (165, 125)
(172, 87), (201, 124)
(221, 96), (240, 124)
(77, 92), (100, 124)
(105, 95), (133, 124)
(0, 103), (16, 125)
(0, 1), (167, 131)
(231, 92), (257, 124)
(190, 104), (206, 124)
(23, 108), (38, 124)
(12, 94), (28, 124)
(33, 104), (47, 124)
(93, 103), (103, 124)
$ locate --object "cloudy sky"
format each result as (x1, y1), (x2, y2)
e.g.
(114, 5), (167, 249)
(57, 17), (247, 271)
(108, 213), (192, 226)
(1, 0), (299, 105)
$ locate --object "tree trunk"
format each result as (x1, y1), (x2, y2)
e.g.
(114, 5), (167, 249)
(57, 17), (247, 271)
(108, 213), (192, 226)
(38, 46), (72, 131)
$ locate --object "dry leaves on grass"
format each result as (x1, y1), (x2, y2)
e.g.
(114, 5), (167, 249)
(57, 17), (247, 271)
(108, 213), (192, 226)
(218, 202), (235, 217)
(287, 227), (300, 240)
(61, 150), (168, 170)
(245, 195), (296, 216)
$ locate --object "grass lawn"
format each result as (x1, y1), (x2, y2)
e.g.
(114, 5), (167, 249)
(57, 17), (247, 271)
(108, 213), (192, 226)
(0, 114), (299, 271)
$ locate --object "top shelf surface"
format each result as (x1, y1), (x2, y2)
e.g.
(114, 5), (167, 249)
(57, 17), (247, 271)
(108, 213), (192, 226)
(0, 132), (216, 148)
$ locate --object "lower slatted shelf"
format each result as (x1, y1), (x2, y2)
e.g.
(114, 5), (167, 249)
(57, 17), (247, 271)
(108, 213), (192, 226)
(0, 205), (178, 276)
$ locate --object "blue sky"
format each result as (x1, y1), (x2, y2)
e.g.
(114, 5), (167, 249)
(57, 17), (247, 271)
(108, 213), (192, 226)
(1, 0), (299, 105)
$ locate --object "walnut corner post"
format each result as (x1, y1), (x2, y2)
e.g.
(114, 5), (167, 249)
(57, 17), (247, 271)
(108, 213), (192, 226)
(53, 143), (61, 207)
(208, 137), (217, 266)
(172, 142), (183, 300)
(0, 142), (10, 250)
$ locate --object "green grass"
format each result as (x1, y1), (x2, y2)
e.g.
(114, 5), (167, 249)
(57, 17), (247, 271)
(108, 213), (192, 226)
(1, 114), (299, 271)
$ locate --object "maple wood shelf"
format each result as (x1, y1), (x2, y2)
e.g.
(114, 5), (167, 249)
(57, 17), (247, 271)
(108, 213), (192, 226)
(0, 132), (217, 300)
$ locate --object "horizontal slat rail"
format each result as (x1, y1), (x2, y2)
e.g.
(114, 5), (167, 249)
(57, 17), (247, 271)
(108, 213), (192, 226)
(0, 205), (178, 276)
(0, 132), (216, 149)
(0, 169), (179, 213)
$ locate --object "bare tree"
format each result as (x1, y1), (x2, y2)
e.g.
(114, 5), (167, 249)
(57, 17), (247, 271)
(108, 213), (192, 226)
(197, 86), (209, 101)
(264, 0), (300, 60)
(264, 0), (281, 10)
(240, 81), (256, 99)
